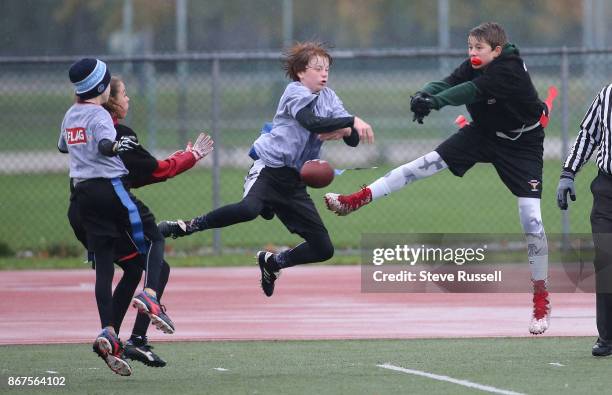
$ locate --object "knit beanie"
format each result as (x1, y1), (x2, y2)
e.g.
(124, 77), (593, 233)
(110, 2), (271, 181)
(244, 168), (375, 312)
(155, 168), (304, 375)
(68, 58), (111, 100)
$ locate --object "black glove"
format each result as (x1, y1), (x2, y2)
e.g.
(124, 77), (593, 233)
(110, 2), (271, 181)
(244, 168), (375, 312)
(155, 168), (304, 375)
(113, 135), (139, 153)
(410, 92), (435, 124)
(556, 170), (576, 210)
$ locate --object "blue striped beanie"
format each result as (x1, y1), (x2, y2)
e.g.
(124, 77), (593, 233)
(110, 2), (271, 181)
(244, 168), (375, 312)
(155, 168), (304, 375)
(68, 58), (111, 100)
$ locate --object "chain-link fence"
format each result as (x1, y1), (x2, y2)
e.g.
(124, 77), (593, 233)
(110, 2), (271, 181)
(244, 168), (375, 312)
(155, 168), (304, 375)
(0, 48), (609, 258)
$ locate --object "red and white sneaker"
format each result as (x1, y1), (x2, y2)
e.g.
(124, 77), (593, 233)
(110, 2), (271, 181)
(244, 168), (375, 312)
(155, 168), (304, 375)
(529, 279), (551, 335)
(132, 291), (175, 334)
(324, 187), (372, 216)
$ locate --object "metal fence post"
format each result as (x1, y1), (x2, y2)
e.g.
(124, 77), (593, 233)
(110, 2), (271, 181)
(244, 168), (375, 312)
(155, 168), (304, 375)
(211, 57), (222, 254)
(437, 0), (451, 74)
(561, 46), (570, 249)
(122, 0), (133, 76)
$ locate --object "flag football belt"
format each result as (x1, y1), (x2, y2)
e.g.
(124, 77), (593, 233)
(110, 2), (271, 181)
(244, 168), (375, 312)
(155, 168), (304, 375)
(248, 122), (273, 161)
(496, 109), (549, 141)
(111, 177), (148, 255)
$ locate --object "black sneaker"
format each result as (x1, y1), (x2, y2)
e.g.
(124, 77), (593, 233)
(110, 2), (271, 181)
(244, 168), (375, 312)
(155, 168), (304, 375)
(256, 251), (280, 297)
(592, 338), (612, 357)
(158, 219), (199, 239)
(123, 337), (167, 367)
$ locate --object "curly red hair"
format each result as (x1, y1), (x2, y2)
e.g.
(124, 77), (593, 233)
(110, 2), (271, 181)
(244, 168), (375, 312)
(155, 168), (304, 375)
(283, 41), (333, 82)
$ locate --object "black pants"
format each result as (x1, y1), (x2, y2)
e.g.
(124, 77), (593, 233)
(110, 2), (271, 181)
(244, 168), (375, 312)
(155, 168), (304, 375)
(197, 164), (334, 267)
(113, 257), (170, 337)
(590, 171), (612, 341)
(72, 178), (165, 328)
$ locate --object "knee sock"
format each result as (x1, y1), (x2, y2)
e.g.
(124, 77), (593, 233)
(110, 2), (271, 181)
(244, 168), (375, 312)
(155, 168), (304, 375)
(518, 197), (548, 283)
(272, 233), (334, 270)
(193, 198), (264, 230)
(368, 151), (448, 200)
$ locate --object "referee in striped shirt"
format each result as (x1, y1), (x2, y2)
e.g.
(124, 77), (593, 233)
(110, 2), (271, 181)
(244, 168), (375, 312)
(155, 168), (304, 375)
(558, 84), (612, 357)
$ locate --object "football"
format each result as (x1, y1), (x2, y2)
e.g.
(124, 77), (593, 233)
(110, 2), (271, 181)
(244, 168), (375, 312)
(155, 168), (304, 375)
(300, 159), (334, 188)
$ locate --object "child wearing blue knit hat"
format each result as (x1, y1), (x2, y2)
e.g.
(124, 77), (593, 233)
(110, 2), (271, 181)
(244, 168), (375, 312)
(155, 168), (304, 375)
(59, 58), (176, 376)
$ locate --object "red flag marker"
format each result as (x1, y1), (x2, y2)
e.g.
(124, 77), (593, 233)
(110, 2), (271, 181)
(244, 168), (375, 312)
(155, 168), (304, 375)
(455, 115), (470, 128)
(539, 85), (558, 128)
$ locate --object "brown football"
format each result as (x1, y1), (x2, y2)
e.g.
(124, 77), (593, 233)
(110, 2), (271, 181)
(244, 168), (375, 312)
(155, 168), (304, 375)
(300, 159), (334, 188)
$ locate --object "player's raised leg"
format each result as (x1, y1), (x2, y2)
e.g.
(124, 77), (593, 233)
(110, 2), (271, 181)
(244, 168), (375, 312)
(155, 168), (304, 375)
(519, 197), (551, 334)
(325, 151), (448, 215)
(257, 231), (334, 297)
(159, 161), (268, 239)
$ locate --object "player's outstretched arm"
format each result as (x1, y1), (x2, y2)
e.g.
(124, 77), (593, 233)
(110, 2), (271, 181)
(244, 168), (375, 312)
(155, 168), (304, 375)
(353, 116), (374, 144)
(188, 133), (214, 160)
(148, 132), (214, 184)
(295, 106), (354, 134)
(410, 92), (434, 124)
(317, 127), (351, 141)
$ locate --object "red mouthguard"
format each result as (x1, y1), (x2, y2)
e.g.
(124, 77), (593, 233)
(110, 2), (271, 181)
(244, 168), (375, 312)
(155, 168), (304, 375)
(470, 57), (482, 66)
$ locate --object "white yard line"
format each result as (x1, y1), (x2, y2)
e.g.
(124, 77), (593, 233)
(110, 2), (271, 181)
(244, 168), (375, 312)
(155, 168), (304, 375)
(377, 363), (526, 395)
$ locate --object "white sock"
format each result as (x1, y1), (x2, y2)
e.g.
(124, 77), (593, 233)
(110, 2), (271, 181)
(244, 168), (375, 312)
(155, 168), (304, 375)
(518, 197), (548, 283)
(368, 151), (448, 200)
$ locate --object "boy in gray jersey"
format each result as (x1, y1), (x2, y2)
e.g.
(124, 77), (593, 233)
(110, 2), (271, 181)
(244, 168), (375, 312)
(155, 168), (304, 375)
(58, 58), (175, 376)
(159, 42), (374, 296)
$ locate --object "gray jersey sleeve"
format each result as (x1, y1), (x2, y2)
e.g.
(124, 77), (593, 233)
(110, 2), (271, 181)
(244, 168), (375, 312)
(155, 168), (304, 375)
(330, 90), (352, 118)
(58, 120), (68, 153)
(284, 84), (317, 118)
(92, 110), (117, 144)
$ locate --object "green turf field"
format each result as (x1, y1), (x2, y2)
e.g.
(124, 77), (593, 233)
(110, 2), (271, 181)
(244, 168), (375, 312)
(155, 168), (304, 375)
(0, 160), (599, 258)
(0, 337), (608, 394)
(0, 160), (597, 258)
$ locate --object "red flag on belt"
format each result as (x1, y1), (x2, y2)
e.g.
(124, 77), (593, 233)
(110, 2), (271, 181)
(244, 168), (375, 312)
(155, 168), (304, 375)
(453, 85), (558, 130)
(540, 85), (558, 128)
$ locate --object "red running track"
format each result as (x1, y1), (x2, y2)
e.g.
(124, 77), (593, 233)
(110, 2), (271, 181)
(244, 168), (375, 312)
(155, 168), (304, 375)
(0, 266), (596, 345)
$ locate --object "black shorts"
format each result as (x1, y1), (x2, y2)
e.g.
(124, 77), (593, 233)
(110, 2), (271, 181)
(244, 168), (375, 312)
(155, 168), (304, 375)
(435, 123), (544, 198)
(68, 195), (143, 263)
(72, 178), (157, 251)
(244, 163), (328, 238)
